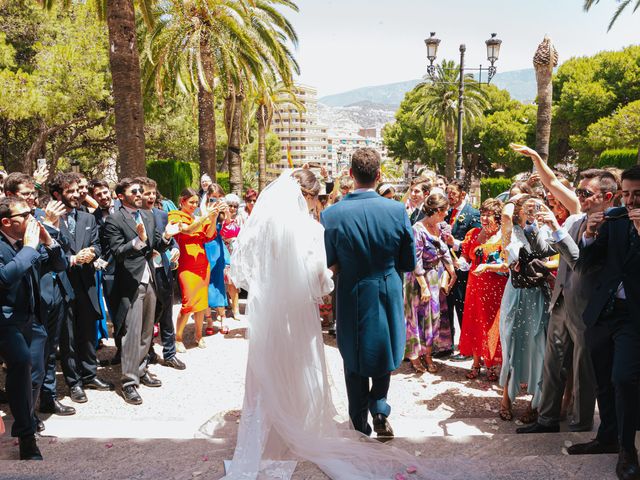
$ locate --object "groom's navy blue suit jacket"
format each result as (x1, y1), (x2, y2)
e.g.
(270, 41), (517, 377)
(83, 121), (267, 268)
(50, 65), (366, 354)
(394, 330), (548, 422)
(321, 191), (415, 377)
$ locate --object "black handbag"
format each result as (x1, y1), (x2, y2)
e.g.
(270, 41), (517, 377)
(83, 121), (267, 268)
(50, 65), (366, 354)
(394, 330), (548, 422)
(509, 245), (551, 290)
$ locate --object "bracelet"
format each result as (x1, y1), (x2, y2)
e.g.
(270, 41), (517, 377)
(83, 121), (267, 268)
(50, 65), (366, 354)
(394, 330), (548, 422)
(35, 182), (43, 191)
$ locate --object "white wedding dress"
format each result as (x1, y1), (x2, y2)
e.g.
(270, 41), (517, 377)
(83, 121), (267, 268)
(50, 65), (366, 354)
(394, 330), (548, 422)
(216, 173), (444, 480)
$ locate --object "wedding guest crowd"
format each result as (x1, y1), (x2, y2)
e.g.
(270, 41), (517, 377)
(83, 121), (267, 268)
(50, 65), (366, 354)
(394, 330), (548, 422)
(1, 147), (639, 480)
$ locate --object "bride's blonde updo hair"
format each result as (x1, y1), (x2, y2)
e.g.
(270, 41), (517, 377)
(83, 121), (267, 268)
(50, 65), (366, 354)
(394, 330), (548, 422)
(421, 192), (449, 217)
(292, 169), (321, 198)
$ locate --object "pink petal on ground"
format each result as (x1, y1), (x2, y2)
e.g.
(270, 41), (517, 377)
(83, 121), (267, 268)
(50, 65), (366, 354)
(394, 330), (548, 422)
(105, 442), (114, 449)
(202, 455), (209, 462)
(406, 466), (418, 474)
(394, 474), (407, 480)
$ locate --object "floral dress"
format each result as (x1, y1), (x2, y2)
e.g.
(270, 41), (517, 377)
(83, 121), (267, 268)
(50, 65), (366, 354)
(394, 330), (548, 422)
(404, 223), (453, 359)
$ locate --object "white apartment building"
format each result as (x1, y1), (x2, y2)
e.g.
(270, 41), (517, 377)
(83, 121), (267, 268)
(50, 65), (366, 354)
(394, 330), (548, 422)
(271, 85), (332, 176)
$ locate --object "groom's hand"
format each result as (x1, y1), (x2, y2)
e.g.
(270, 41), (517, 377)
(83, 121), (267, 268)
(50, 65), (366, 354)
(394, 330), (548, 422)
(329, 264), (340, 275)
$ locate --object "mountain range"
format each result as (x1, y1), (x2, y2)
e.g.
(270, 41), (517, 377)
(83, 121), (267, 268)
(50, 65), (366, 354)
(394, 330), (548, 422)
(319, 68), (537, 108)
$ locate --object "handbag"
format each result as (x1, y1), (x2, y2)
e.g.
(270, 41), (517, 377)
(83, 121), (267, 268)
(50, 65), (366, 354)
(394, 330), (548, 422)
(509, 245), (551, 290)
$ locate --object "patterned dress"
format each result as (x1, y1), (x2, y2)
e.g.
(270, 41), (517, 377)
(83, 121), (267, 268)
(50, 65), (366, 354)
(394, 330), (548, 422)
(404, 222), (453, 359)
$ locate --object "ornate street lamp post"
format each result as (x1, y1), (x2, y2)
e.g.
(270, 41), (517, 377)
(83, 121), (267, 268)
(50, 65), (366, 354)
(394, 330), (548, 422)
(424, 32), (502, 180)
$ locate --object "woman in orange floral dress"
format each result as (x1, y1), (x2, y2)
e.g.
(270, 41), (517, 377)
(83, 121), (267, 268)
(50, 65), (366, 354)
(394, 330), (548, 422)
(168, 188), (224, 351)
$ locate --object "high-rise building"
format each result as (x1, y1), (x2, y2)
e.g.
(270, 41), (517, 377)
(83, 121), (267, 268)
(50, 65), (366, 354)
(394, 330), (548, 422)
(271, 85), (331, 176)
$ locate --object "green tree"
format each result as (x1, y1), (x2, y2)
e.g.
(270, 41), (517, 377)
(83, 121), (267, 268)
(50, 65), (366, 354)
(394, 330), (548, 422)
(571, 99), (640, 166)
(0, 2), (113, 174)
(412, 60), (488, 178)
(584, 0), (640, 31)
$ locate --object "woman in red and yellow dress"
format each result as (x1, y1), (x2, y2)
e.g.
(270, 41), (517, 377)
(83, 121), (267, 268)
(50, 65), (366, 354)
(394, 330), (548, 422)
(169, 188), (224, 351)
(458, 198), (509, 381)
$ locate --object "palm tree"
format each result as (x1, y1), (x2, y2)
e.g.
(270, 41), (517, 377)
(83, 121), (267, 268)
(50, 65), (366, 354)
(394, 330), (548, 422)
(250, 81), (304, 191)
(533, 36), (558, 163)
(38, 0), (155, 177)
(221, 0), (299, 194)
(584, 0), (640, 31)
(412, 60), (488, 179)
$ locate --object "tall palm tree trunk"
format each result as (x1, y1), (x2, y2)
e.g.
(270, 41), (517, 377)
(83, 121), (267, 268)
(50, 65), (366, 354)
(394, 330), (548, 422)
(444, 126), (456, 179)
(106, 0), (146, 177)
(225, 85), (244, 195)
(198, 35), (217, 180)
(257, 105), (268, 192)
(533, 36), (558, 163)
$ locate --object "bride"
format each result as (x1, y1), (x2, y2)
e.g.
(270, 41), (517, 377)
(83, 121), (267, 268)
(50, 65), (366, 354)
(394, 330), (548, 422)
(220, 170), (442, 480)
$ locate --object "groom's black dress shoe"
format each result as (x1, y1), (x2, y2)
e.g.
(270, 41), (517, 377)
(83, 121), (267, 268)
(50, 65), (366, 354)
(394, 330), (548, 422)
(373, 414), (394, 441)
(567, 438), (619, 455)
(19, 435), (43, 460)
(617, 451), (640, 480)
(35, 415), (45, 433)
(516, 422), (560, 434)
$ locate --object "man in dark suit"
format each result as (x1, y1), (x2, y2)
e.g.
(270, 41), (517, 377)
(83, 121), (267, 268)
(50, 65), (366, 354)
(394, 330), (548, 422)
(50, 173), (115, 403)
(102, 178), (179, 405)
(0, 196), (67, 460)
(321, 148), (415, 440)
(572, 165), (640, 480)
(90, 179), (121, 365)
(4, 174), (76, 423)
(138, 177), (184, 370)
(443, 180), (481, 359)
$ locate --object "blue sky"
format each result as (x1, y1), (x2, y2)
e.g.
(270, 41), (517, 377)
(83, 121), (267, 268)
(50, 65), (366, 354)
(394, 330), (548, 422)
(290, 0), (639, 96)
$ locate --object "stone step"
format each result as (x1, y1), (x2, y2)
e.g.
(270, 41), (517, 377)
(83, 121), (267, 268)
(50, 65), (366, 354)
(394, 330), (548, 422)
(0, 436), (621, 479)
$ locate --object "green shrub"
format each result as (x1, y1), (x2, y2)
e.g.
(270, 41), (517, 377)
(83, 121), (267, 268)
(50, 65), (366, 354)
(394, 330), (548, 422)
(480, 177), (512, 201)
(215, 172), (230, 194)
(147, 159), (198, 203)
(598, 149), (639, 170)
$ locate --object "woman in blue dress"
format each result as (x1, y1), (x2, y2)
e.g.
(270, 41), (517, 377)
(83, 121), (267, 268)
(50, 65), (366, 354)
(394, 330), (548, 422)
(204, 183), (230, 334)
(498, 194), (551, 422)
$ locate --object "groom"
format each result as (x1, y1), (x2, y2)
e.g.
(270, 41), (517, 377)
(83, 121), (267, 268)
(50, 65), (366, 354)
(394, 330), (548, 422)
(321, 148), (415, 439)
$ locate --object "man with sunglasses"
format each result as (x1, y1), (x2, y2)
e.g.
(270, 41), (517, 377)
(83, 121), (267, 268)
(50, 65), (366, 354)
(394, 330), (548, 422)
(0, 196), (67, 460)
(511, 146), (618, 440)
(102, 178), (180, 405)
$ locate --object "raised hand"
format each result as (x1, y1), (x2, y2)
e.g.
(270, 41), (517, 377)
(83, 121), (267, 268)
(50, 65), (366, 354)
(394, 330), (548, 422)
(164, 222), (181, 238)
(585, 211), (605, 238)
(44, 200), (66, 227)
(24, 217), (41, 249)
(509, 143), (542, 161)
(38, 222), (54, 247)
(136, 222), (148, 243)
(33, 164), (50, 185)
(628, 207), (640, 235)
(535, 204), (561, 231)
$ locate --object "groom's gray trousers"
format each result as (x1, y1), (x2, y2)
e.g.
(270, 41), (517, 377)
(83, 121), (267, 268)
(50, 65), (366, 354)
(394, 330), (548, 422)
(537, 294), (596, 431)
(344, 366), (390, 436)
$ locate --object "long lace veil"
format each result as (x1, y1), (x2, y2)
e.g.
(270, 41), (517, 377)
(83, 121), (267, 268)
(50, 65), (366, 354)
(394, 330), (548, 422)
(214, 172), (445, 480)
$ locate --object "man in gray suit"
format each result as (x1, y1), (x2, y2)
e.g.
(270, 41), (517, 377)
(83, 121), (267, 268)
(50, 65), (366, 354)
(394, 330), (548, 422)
(514, 148), (617, 435)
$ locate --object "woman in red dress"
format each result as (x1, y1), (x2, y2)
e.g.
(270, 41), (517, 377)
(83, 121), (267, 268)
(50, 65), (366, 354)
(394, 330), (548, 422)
(458, 199), (509, 381)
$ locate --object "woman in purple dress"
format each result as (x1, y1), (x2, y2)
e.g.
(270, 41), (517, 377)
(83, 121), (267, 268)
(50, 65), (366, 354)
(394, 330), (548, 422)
(404, 193), (457, 373)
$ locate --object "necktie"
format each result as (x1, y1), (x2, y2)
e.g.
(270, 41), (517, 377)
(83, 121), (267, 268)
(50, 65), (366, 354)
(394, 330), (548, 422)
(67, 210), (76, 236)
(134, 210), (143, 225)
(449, 209), (458, 226)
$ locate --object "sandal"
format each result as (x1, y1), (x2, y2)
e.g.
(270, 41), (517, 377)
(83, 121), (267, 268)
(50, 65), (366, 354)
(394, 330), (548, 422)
(519, 407), (538, 424)
(205, 327), (215, 336)
(487, 366), (499, 382)
(220, 325), (230, 335)
(410, 358), (427, 373)
(499, 402), (513, 421)
(465, 365), (481, 380)
(426, 362), (438, 374)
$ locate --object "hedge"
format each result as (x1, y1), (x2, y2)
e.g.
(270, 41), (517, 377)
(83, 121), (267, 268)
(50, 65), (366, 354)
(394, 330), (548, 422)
(481, 177), (512, 201)
(598, 149), (639, 170)
(147, 159), (198, 203)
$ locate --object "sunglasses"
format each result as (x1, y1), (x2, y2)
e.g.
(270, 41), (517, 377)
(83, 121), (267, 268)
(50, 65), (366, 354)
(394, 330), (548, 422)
(575, 188), (597, 199)
(130, 188), (144, 195)
(10, 210), (32, 219)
